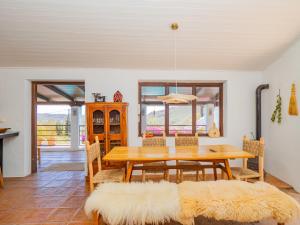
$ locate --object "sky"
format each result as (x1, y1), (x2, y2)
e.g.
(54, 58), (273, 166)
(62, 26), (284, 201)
(37, 105), (86, 115)
(37, 105), (71, 114)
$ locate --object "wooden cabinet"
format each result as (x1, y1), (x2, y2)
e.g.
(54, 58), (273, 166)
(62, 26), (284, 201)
(86, 102), (128, 157)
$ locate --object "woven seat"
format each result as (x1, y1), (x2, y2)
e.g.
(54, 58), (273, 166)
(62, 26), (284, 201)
(141, 133), (169, 182)
(93, 169), (125, 184)
(231, 167), (260, 179)
(86, 136), (125, 191)
(175, 133), (205, 182)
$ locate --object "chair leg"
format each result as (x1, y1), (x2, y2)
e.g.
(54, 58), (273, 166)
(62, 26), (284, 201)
(142, 170), (146, 182)
(221, 170), (225, 179)
(196, 170), (199, 181)
(163, 170), (167, 180)
(97, 213), (107, 225)
(180, 169), (183, 182)
(90, 183), (94, 192)
(0, 167), (4, 188)
(259, 175), (264, 182)
(213, 163), (218, 180)
(93, 212), (100, 225)
(165, 170), (169, 181)
(176, 169), (179, 183)
(202, 168), (206, 181)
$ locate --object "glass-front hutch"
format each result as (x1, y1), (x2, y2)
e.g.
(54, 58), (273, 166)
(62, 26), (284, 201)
(86, 102), (128, 158)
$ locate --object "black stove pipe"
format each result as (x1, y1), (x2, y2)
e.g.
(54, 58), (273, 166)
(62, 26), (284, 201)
(256, 84), (269, 140)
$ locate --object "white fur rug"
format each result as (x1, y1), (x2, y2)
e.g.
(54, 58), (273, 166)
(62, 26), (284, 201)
(85, 181), (180, 225)
(84, 181), (300, 225)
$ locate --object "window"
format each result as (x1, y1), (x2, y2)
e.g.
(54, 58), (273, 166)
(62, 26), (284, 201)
(139, 82), (223, 136)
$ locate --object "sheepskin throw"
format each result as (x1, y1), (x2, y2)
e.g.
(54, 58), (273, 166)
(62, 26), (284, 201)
(84, 181), (180, 225)
(84, 181), (300, 225)
(178, 181), (300, 225)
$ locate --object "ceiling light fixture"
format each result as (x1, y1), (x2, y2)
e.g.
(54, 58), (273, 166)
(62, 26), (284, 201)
(157, 23), (198, 104)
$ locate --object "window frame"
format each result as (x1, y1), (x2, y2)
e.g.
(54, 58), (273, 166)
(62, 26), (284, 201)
(138, 82), (223, 137)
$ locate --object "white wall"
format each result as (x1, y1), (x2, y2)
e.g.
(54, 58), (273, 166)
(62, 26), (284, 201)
(0, 68), (262, 177)
(262, 38), (300, 192)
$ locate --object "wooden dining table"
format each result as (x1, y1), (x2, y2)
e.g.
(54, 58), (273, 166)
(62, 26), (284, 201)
(103, 144), (255, 182)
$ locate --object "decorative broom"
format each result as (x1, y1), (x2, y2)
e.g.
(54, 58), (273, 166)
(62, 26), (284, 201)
(288, 83), (298, 116)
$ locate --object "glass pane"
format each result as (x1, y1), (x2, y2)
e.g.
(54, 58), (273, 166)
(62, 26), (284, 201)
(196, 87), (220, 103)
(93, 110), (104, 134)
(141, 86), (165, 102)
(169, 105), (192, 134)
(141, 104), (165, 135)
(169, 86), (192, 95)
(109, 110), (121, 134)
(196, 104), (220, 134)
(196, 87), (220, 134)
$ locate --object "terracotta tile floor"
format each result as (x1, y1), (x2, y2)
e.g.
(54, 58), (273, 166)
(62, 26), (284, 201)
(1, 171), (299, 225)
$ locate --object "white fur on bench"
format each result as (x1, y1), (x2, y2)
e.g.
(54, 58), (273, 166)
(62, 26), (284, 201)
(84, 181), (300, 225)
(84, 181), (180, 225)
(178, 180), (300, 225)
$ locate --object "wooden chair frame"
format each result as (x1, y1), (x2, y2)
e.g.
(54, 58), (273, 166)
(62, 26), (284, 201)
(242, 136), (265, 181)
(222, 136), (265, 181)
(141, 132), (169, 182)
(175, 132), (206, 182)
(86, 136), (102, 192)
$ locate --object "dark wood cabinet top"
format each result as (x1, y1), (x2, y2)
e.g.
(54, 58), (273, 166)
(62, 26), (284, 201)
(0, 131), (19, 139)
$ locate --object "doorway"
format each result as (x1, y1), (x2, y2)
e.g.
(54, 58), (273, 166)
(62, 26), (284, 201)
(31, 81), (85, 173)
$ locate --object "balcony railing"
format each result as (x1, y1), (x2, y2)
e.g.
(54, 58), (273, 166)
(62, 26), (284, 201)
(37, 124), (71, 146)
(37, 124), (86, 147)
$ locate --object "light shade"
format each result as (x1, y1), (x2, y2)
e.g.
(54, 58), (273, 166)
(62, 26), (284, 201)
(157, 93), (198, 104)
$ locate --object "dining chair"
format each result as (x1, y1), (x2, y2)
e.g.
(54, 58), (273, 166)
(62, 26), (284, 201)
(141, 132), (169, 182)
(175, 133), (205, 182)
(0, 167), (4, 187)
(230, 136), (265, 181)
(86, 136), (125, 191)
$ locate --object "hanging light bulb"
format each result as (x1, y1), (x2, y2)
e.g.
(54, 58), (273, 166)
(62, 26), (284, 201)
(157, 23), (198, 104)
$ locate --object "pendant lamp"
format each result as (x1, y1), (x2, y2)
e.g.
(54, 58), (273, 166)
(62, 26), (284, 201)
(157, 23), (198, 104)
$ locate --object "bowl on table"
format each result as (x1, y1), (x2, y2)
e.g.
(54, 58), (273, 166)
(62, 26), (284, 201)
(0, 128), (11, 134)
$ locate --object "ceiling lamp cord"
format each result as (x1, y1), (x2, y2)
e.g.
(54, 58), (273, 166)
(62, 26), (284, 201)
(173, 23), (178, 94)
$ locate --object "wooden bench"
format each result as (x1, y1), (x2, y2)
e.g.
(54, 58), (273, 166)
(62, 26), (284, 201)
(85, 181), (300, 225)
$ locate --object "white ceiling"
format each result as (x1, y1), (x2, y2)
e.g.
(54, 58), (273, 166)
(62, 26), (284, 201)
(0, 0), (300, 70)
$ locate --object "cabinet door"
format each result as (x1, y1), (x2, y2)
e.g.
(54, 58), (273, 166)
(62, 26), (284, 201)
(106, 107), (122, 152)
(89, 107), (106, 141)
